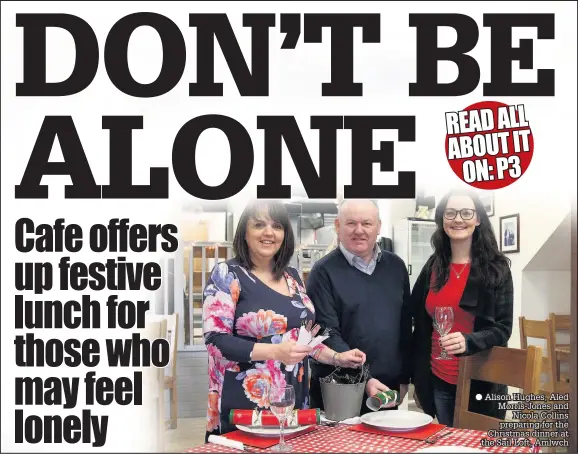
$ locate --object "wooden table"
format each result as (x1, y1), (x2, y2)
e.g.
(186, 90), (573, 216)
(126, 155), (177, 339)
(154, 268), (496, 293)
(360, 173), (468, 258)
(184, 424), (539, 453)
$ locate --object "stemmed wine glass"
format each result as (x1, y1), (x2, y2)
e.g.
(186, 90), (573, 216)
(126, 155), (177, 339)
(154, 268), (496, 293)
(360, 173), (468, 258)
(434, 307), (454, 360)
(268, 384), (295, 452)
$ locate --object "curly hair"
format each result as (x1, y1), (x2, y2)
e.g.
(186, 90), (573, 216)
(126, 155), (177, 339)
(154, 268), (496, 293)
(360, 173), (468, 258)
(429, 188), (511, 292)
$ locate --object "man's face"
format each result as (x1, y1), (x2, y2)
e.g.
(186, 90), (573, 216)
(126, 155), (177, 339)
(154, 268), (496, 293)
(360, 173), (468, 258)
(335, 200), (381, 259)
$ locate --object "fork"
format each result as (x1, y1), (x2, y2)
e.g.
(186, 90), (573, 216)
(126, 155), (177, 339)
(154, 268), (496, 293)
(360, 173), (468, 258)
(425, 431), (452, 444)
(320, 421), (339, 427)
(310, 324), (321, 337)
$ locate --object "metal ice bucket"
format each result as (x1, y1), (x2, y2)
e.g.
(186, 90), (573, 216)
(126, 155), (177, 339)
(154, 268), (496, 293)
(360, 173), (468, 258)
(319, 365), (369, 421)
(320, 380), (366, 421)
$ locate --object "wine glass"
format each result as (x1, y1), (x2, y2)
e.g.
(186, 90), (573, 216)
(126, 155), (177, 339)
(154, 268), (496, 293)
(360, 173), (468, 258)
(434, 307), (454, 360)
(268, 384), (295, 452)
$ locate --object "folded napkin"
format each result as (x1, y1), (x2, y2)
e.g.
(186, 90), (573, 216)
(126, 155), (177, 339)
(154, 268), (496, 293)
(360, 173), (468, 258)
(286, 326), (329, 372)
(208, 435), (245, 451)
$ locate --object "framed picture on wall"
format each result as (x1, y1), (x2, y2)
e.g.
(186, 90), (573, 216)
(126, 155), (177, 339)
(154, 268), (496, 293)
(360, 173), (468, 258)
(500, 214), (520, 254)
(479, 192), (494, 217)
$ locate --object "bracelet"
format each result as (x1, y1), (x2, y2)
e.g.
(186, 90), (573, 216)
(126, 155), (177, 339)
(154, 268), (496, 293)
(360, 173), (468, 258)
(332, 352), (340, 366)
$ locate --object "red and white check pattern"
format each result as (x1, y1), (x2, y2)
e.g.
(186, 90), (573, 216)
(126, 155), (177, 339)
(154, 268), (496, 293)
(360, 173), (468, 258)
(184, 425), (537, 453)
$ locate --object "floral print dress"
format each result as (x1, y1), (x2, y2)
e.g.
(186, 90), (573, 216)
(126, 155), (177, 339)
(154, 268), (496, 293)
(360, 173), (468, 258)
(203, 258), (327, 437)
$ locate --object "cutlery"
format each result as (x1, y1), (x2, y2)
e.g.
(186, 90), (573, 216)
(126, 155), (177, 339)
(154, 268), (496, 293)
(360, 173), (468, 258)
(320, 421), (339, 427)
(310, 324), (321, 337)
(425, 431), (452, 444)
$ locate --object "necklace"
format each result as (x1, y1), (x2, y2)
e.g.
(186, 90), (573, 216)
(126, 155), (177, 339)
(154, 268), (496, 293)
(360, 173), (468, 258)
(452, 262), (469, 279)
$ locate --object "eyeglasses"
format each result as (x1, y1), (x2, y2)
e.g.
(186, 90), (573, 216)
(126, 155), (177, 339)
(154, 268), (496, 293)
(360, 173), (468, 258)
(444, 208), (476, 221)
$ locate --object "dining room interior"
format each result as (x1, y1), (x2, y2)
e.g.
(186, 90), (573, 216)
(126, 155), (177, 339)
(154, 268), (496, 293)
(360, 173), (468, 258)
(145, 185), (575, 453)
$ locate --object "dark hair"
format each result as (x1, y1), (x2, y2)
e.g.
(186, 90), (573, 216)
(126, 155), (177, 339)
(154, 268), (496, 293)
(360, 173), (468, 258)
(430, 188), (511, 292)
(233, 200), (295, 281)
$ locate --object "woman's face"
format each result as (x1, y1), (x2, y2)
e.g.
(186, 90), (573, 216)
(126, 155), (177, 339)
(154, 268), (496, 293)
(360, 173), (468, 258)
(245, 208), (285, 262)
(442, 195), (480, 242)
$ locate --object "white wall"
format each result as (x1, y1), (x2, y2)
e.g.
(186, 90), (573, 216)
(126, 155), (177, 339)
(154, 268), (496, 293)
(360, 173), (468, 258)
(488, 190), (571, 349)
(378, 199), (416, 239)
(522, 271), (572, 321)
(521, 271), (572, 348)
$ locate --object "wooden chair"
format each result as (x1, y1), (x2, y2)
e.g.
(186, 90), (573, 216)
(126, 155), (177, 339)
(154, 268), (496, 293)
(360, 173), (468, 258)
(519, 316), (557, 393)
(453, 345), (542, 431)
(549, 313), (571, 351)
(552, 349), (571, 394)
(164, 313), (179, 429)
(549, 313), (571, 385)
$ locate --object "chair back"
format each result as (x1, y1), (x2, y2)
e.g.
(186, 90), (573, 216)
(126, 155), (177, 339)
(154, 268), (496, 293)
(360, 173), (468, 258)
(519, 316), (557, 390)
(549, 312), (571, 350)
(453, 345), (542, 432)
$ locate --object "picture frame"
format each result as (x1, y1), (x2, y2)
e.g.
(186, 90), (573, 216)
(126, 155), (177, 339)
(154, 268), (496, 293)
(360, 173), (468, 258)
(499, 214), (520, 254)
(479, 192), (495, 217)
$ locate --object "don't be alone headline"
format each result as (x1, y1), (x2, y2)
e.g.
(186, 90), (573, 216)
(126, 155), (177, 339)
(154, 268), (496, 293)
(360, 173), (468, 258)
(14, 12), (555, 201)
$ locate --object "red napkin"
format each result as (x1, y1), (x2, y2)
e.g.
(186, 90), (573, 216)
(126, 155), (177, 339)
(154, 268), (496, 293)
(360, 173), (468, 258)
(349, 423), (446, 441)
(223, 426), (317, 449)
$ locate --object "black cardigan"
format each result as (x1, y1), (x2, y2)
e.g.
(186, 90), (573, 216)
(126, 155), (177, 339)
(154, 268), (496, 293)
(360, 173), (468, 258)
(410, 255), (514, 420)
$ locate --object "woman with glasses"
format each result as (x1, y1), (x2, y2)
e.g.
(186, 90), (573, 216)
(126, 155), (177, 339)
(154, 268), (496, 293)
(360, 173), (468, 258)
(410, 188), (513, 426)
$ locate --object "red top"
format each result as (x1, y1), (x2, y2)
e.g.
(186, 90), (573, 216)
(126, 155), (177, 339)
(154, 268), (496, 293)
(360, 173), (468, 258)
(425, 263), (475, 385)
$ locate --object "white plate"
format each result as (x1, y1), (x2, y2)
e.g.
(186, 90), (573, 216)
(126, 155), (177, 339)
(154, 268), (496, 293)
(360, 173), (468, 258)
(415, 447), (488, 453)
(235, 425), (312, 437)
(360, 410), (433, 432)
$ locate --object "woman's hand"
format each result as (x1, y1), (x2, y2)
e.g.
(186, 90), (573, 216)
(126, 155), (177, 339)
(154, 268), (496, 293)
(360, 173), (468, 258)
(335, 349), (366, 368)
(275, 341), (312, 365)
(440, 332), (467, 355)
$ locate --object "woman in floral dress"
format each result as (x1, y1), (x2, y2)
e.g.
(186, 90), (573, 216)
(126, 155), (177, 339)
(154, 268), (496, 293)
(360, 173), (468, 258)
(203, 201), (367, 439)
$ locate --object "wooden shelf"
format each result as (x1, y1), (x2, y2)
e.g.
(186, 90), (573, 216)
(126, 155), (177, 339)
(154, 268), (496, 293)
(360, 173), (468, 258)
(186, 247), (230, 259)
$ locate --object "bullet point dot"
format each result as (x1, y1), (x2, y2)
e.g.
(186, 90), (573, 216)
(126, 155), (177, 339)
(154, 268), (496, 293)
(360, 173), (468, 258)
(476, 394), (482, 401)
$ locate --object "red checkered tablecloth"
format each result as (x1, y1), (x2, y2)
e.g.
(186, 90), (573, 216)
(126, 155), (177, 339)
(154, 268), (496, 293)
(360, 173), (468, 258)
(184, 425), (537, 453)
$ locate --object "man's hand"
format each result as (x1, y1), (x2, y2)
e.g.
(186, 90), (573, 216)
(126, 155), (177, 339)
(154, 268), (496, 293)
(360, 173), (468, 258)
(366, 378), (400, 409)
(366, 378), (389, 397)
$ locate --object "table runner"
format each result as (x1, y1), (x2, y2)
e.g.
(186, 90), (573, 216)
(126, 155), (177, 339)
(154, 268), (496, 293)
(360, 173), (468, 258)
(184, 424), (537, 453)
